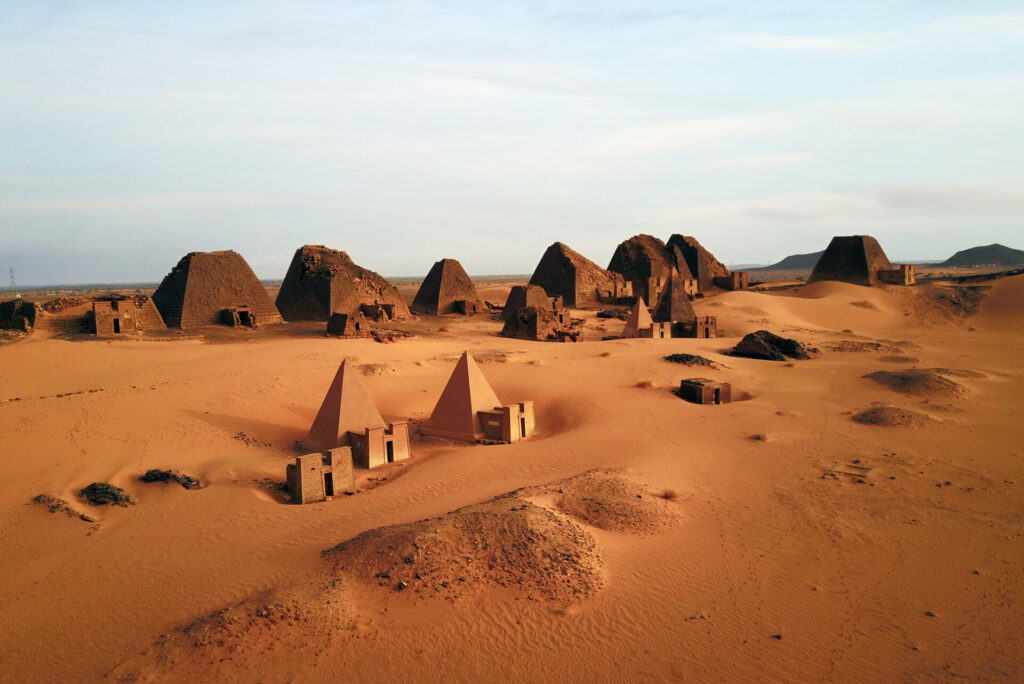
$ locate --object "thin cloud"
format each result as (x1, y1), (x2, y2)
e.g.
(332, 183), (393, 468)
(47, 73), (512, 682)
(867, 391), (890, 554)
(703, 153), (810, 168)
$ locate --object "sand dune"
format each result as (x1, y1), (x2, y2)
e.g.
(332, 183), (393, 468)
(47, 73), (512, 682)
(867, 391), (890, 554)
(2, 279), (1023, 682)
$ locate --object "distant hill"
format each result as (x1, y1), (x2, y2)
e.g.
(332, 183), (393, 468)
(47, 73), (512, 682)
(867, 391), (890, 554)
(939, 244), (1024, 268)
(748, 250), (825, 271)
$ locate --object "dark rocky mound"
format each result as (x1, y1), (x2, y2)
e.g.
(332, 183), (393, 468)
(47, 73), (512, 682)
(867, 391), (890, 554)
(32, 494), (95, 521)
(664, 353), (716, 367)
(139, 469), (201, 490)
(939, 243), (1024, 268)
(853, 406), (934, 427)
(596, 308), (629, 320)
(863, 369), (971, 398)
(323, 496), (602, 602)
(80, 482), (133, 507)
(731, 330), (816, 361)
(0, 299), (38, 332)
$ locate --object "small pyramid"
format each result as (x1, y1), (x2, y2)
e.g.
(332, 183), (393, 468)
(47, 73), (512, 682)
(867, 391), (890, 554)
(304, 360), (387, 452)
(411, 259), (483, 315)
(651, 273), (696, 326)
(621, 297), (653, 338)
(422, 352), (502, 441)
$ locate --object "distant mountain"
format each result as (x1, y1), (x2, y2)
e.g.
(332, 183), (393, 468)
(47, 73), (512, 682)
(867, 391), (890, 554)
(748, 250), (825, 271)
(939, 243), (1024, 268)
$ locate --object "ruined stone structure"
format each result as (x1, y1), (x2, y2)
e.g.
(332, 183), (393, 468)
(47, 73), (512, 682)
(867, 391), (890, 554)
(275, 245), (409, 322)
(304, 360), (411, 468)
(621, 297), (672, 339)
(651, 273), (699, 337)
(326, 311), (371, 337)
(501, 306), (582, 342)
(502, 285), (556, 320)
(529, 242), (630, 307)
(666, 235), (749, 293)
(808, 236), (915, 287)
(607, 234), (693, 303)
(678, 378), (732, 405)
(153, 250), (282, 329)
(422, 351), (536, 443)
(0, 299), (37, 332)
(286, 447), (356, 504)
(411, 258), (484, 316)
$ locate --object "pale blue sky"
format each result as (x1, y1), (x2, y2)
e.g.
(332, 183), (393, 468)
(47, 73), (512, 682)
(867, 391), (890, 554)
(2, 1), (1023, 285)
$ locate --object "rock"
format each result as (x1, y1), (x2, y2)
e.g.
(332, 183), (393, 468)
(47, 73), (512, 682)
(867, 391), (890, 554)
(139, 469), (201, 490)
(731, 330), (816, 361)
(80, 482), (133, 507)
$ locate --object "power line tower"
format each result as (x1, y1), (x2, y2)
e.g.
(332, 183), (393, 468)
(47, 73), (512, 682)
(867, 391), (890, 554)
(9, 268), (19, 298)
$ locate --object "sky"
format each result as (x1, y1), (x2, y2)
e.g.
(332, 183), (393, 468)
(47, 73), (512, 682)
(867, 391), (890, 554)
(2, 0), (1023, 285)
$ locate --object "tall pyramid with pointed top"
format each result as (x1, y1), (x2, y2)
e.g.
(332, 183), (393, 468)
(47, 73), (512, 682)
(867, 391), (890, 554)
(621, 297), (654, 338)
(304, 360), (388, 452)
(411, 258), (484, 315)
(529, 242), (625, 307)
(651, 273), (697, 334)
(421, 352), (502, 442)
(152, 250), (282, 328)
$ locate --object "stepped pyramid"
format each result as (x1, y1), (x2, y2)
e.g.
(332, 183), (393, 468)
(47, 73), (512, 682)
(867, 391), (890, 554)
(808, 236), (895, 286)
(304, 360), (388, 452)
(411, 258), (483, 315)
(621, 297), (654, 338)
(651, 273), (697, 334)
(152, 250), (282, 328)
(422, 352), (502, 441)
(275, 245), (409, 321)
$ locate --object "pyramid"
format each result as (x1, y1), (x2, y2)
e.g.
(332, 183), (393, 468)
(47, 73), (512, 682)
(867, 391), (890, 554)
(411, 259), (483, 315)
(621, 297), (654, 338)
(275, 245), (410, 322)
(607, 234), (688, 302)
(422, 352), (502, 441)
(304, 360), (388, 452)
(152, 250), (282, 329)
(651, 273), (697, 330)
(529, 242), (623, 307)
(666, 235), (730, 292)
(808, 236), (894, 287)
(502, 285), (551, 320)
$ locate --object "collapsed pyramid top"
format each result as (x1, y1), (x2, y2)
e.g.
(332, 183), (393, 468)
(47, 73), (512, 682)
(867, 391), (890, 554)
(304, 360), (388, 452)
(666, 235), (731, 293)
(502, 284), (552, 320)
(424, 351), (502, 440)
(410, 259), (483, 315)
(621, 296), (654, 337)
(807, 236), (894, 287)
(152, 250), (283, 329)
(276, 245), (410, 321)
(529, 241), (623, 307)
(608, 234), (690, 301)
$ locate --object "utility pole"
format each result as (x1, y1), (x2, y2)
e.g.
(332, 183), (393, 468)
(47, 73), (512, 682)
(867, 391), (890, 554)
(9, 267), (19, 298)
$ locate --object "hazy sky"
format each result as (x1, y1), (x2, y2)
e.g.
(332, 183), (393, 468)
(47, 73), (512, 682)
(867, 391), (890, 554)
(2, 1), (1023, 285)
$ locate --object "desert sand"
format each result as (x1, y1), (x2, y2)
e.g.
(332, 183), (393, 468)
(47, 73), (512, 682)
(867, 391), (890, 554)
(1, 275), (1023, 682)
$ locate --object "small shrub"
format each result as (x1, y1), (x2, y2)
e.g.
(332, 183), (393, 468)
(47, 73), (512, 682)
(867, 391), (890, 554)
(660, 489), (678, 501)
(599, 351), (612, 357)
(635, 380), (654, 389)
(751, 432), (768, 442)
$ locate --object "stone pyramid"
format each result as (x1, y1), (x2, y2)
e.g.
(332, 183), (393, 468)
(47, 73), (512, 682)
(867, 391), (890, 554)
(666, 235), (730, 292)
(607, 234), (688, 302)
(152, 250), (282, 329)
(275, 245), (410, 321)
(651, 273), (697, 329)
(422, 351), (502, 441)
(304, 360), (388, 452)
(411, 259), (483, 315)
(807, 236), (894, 286)
(621, 297), (653, 338)
(502, 285), (551, 320)
(529, 242), (623, 307)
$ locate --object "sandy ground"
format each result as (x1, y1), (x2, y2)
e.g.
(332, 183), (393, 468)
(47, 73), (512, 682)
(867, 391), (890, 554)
(1, 276), (1023, 683)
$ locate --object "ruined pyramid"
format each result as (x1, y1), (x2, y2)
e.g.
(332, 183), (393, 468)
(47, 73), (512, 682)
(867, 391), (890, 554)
(275, 245), (410, 321)
(607, 234), (689, 302)
(152, 250), (282, 329)
(529, 242), (625, 307)
(304, 360), (388, 452)
(808, 235), (895, 287)
(411, 259), (483, 315)
(502, 284), (552, 320)
(666, 235), (731, 293)
(651, 273), (697, 334)
(421, 351), (502, 442)
(621, 297), (654, 338)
